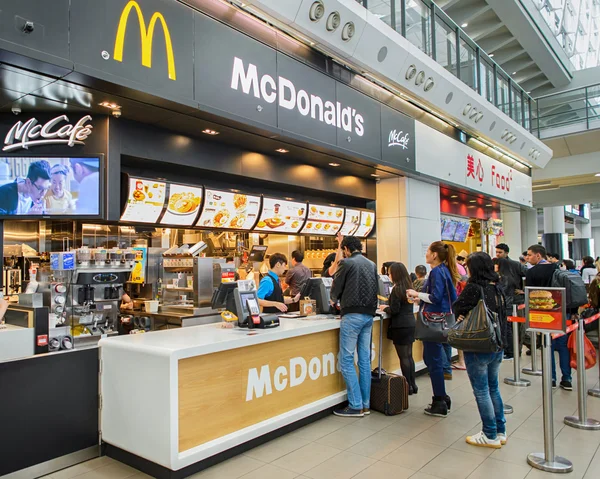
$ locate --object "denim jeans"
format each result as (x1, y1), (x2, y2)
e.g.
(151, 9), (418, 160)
(422, 341), (447, 397)
(552, 334), (572, 383)
(339, 313), (374, 410)
(442, 343), (453, 374)
(464, 351), (506, 440)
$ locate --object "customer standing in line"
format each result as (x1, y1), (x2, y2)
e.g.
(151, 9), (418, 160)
(330, 236), (378, 417)
(413, 265), (428, 292)
(384, 262), (418, 395)
(581, 256), (598, 285)
(453, 252), (507, 449)
(407, 241), (460, 417)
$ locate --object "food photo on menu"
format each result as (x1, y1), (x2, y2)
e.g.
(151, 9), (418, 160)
(160, 184), (203, 226)
(254, 198), (307, 233)
(339, 208), (361, 236)
(120, 178), (166, 223)
(301, 204), (344, 235)
(529, 290), (560, 311)
(0, 157), (101, 216)
(196, 189), (260, 230)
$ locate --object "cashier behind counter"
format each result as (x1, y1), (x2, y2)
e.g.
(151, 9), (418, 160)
(257, 253), (300, 313)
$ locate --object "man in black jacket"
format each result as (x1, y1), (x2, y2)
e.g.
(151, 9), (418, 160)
(330, 236), (378, 418)
(525, 244), (572, 391)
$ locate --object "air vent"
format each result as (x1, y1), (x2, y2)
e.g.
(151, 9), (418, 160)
(415, 71), (425, 86)
(445, 92), (453, 104)
(326, 12), (341, 31)
(463, 104), (472, 116)
(424, 77), (435, 91)
(341, 22), (355, 41)
(309, 1), (325, 22)
(405, 65), (417, 80)
(475, 112), (484, 123)
(469, 109), (478, 119)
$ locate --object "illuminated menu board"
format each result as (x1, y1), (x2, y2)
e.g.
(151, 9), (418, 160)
(121, 178), (166, 223)
(354, 210), (376, 237)
(339, 209), (361, 236)
(301, 204), (344, 235)
(254, 198), (307, 234)
(196, 189), (261, 230)
(160, 184), (203, 226)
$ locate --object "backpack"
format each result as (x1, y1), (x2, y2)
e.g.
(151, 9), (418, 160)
(551, 269), (588, 309)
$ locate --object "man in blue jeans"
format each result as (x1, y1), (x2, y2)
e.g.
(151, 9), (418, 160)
(329, 236), (378, 417)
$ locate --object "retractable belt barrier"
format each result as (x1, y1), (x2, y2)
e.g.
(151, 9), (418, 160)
(505, 305), (531, 388)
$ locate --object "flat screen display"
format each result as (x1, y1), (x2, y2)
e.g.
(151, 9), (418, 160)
(254, 197), (307, 234)
(453, 221), (470, 243)
(440, 219), (447, 235)
(354, 210), (375, 237)
(572, 205), (580, 216)
(301, 204), (344, 235)
(339, 208), (361, 236)
(582, 204), (590, 219)
(565, 205), (572, 214)
(0, 156), (101, 217)
(121, 177), (167, 223)
(441, 219), (458, 241)
(159, 183), (203, 226)
(196, 189), (260, 230)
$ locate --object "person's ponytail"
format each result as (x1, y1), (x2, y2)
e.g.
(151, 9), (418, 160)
(444, 243), (461, 286)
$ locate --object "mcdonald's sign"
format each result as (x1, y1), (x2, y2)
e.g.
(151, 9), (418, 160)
(113, 0), (176, 80)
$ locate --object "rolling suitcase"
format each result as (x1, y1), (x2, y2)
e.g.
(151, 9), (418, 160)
(370, 320), (409, 415)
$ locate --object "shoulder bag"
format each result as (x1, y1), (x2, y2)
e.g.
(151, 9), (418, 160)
(415, 276), (456, 343)
(447, 285), (503, 353)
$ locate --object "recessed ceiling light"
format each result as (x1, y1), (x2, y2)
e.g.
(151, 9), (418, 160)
(276, 148), (289, 153)
(461, 23), (468, 28)
(329, 162), (341, 167)
(371, 173), (380, 177)
(284, 197), (294, 201)
(489, 54), (494, 57)
(467, 205), (476, 208)
(595, 173), (600, 177)
(469, 200), (477, 203)
(99, 101), (120, 109)
(202, 129), (219, 135)
(486, 204), (493, 207)
(231, 189), (240, 193)
(512, 71), (517, 75)
(450, 195), (458, 198)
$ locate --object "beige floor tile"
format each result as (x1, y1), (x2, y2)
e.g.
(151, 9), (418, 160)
(125, 473), (153, 479)
(80, 457), (116, 471)
(511, 417), (564, 442)
(490, 436), (543, 466)
(346, 430), (411, 459)
(525, 453), (592, 479)
(315, 424), (376, 450)
(351, 460), (415, 479)
(409, 472), (446, 479)
(51, 462), (95, 479)
(382, 415), (437, 439)
(245, 434), (311, 463)
(380, 439), (445, 471)
(191, 455), (265, 479)
(420, 448), (485, 479)
(271, 442), (341, 474)
(415, 419), (475, 447)
(72, 462), (139, 479)
(303, 450), (376, 479)
(238, 463), (298, 479)
(352, 411), (402, 432)
(289, 418), (349, 441)
(466, 457), (530, 479)
(449, 427), (496, 458)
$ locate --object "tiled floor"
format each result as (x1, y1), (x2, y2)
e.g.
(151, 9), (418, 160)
(42, 356), (600, 479)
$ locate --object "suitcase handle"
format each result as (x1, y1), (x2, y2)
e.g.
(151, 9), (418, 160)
(375, 315), (383, 380)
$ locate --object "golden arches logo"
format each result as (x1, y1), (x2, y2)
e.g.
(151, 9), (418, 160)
(113, 0), (176, 80)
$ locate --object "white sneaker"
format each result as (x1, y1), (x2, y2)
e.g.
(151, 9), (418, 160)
(466, 431), (502, 449)
(497, 433), (507, 445)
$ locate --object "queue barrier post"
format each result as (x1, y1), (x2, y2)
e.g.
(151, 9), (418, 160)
(504, 305), (531, 387)
(589, 314), (600, 399)
(523, 331), (543, 377)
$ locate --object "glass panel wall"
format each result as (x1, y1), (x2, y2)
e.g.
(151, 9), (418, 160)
(459, 36), (477, 91)
(434, 14), (457, 75)
(497, 74), (510, 116)
(404, 0), (432, 57)
(480, 58), (495, 104)
(511, 85), (522, 124)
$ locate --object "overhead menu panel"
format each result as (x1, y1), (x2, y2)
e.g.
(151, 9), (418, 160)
(160, 184), (203, 226)
(301, 204), (344, 235)
(196, 190), (261, 230)
(254, 198), (307, 234)
(354, 210), (376, 238)
(121, 178), (167, 223)
(339, 208), (362, 237)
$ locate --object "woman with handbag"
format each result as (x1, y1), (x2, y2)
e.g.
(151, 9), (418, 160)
(407, 242), (460, 418)
(452, 252), (507, 449)
(384, 262), (418, 395)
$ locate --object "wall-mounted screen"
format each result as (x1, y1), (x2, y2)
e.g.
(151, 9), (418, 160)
(565, 205), (573, 214)
(453, 220), (471, 243)
(121, 177), (166, 223)
(441, 219), (458, 241)
(0, 156), (102, 217)
(582, 204), (590, 220)
(301, 204), (344, 235)
(354, 210), (375, 237)
(440, 218), (447, 235)
(572, 205), (580, 216)
(159, 183), (203, 226)
(196, 189), (260, 230)
(339, 208), (361, 236)
(254, 197), (307, 234)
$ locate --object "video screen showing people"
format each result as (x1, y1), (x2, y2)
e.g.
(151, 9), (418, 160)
(0, 157), (101, 216)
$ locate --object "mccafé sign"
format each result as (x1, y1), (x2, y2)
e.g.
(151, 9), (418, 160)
(231, 57), (365, 136)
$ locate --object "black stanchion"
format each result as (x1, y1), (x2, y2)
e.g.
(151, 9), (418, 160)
(589, 315), (600, 399)
(505, 306), (530, 387)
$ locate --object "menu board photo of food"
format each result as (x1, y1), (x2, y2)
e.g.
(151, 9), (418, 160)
(196, 189), (261, 230)
(254, 198), (307, 234)
(301, 204), (344, 236)
(339, 208), (361, 236)
(121, 178), (166, 223)
(159, 184), (203, 226)
(354, 210), (376, 237)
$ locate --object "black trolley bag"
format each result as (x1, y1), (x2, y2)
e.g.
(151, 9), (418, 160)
(370, 319), (409, 415)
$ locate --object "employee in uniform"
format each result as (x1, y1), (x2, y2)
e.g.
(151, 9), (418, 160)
(285, 250), (312, 311)
(257, 253), (300, 313)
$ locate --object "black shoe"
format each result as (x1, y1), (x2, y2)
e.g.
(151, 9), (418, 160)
(333, 406), (364, 417)
(552, 380), (557, 389)
(424, 397), (448, 418)
(445, 395), (452, 412)
(560, 381), (573, 391)
(409, 385), (414, 395)
(412, 384), (419, 395)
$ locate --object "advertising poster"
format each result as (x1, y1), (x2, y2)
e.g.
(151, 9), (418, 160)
(160, 183), (203, 226)
(301, 204), (344, 236)
(339, 208), (361, 236)
(354, 210), (376, 237)
(254, 198), (307, 234)
(196, 189), (260, 230)
(525, 287), (567, 333)
(131, 247), (147, 284)
(121, 178), (166, 223)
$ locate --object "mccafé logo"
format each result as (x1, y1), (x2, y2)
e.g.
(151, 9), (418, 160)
(2, 115), (93, 152)
(388, 129), (410, 149)
(113, 0), (176, 80)
(231, 57), (365, 136)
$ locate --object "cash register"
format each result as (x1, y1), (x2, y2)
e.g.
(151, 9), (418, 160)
(300, 277), (335, 314)
(211, 282), (280, 329)
(378, 274), (393, 306)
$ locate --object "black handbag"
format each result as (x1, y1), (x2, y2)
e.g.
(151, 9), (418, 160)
(448, 285), (503, 353)
(415, 278), (456, 343)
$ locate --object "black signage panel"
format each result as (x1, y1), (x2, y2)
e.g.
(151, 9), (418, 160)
(334, 83), (381, 161)
(275, 53), (337, 147)
(194, 13), (278, 129)
(70, 0), (194, 102)
(380, 105), (416, 171)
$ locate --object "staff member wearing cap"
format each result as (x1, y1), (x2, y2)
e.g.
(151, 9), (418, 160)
(45, 164), (75, 214)
(69, 158), (99, 214)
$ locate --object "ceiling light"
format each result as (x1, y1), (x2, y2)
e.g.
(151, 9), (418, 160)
(202, 129), (219, 135)
(461, 23), (468, 28)
(512, 71), (517, 75)
(231, 189), (241, 193)
(329, 162), (340, 167)
(371, 173), (380, 177)
(489, 54), (494, 57)
(275, 148), (289, 153)
(450, 195), (458, 198)
(595, 173), (600, 177)
(486, 204), (493, 207)
(469, 200), (477, 203)
(467, 205), (476, 208)
(99, 101), (120, 109)
(284, 197), (294, 201)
